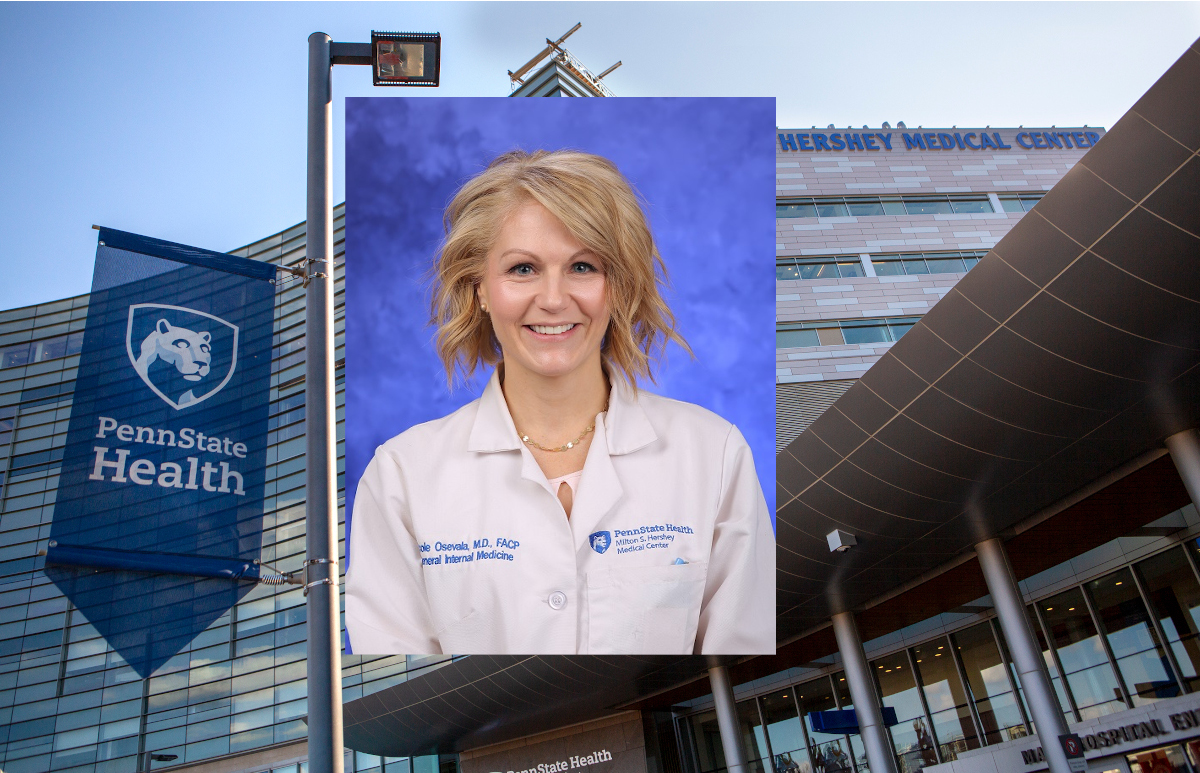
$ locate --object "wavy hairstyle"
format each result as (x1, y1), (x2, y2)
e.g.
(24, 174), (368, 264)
(430, 149), (689, 388)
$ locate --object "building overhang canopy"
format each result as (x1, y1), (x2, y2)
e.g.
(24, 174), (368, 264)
(777, 37), (1200, 642)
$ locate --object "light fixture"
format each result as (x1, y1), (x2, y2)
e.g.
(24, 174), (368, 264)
(827, 529), (857, 553)
(371, 31), (441, 86)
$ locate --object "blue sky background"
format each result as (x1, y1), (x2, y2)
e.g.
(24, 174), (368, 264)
(2, 2), (1199, 311)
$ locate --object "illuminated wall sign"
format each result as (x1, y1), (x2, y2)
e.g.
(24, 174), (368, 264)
(777, 128), (1102, 152)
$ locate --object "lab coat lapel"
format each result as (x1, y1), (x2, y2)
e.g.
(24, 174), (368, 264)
(466, 371), (522, 453)
(569, 419), (622, 548)
(570, 379), (657, 549)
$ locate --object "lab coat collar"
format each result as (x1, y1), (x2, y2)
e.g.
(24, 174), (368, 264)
(467, 371), (523, 453)
(466, 369), (658, 456)
(602, 376), (658, 456)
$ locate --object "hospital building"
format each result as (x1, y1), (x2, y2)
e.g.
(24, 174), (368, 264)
(0, 29), (1197, 773)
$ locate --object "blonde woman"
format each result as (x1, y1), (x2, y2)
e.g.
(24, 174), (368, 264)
(345, 150), (774, 655)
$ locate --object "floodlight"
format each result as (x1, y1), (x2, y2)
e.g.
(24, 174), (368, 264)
(372, 31), (441, 86)
(827, 529), (857, 553)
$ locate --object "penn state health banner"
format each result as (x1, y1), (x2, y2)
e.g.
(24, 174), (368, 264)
(44, 227), (275, 678)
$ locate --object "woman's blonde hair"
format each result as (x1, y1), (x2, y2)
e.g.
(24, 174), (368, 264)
(430, 149), (690, 388)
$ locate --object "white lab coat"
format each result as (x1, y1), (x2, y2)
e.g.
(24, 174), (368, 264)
(344, 371), (775, 655)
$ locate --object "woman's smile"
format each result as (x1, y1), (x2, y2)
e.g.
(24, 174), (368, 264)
(527, 323), (578, 336)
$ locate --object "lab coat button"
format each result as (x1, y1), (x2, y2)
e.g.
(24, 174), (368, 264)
(548, 591), (567, 610)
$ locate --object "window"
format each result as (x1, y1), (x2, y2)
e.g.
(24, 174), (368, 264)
(998, 193), (1045, 213)
(951, 623), (1028, 745)
(874, 650), (939, 770)
(872, 251), (985, 277)
(0, 331), (83, 370)
(776, 318), (920, 349)
(1037, 588), (1126, 719)
(735, 698), (771, 773)
(759, 690), (811, 773)
(1086, 568), (1179, 706)
(1135, 547), (1200, 693)
(777, 194), (995, 219)
(776, 257), (865, 281)
(913, 638), (981, 761)
(796, 675), (854, 773)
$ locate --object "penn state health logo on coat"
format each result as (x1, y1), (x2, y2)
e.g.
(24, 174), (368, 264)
(125, 303), (239, 410)
(589, 531), (611, 554)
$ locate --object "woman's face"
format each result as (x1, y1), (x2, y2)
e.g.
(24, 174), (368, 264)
(477, 200), (610, 385)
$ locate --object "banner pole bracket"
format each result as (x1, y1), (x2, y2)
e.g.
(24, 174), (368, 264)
(302, 557), (338, 596)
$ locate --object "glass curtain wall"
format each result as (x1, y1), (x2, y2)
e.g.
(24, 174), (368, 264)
(737, 697), (772, 773)
(911, 639), (980, 762)
(797, 675), (855, 773)
(1086, 568), (1180, 705)
(679, 537), (1200, 773)
(833, 674), (869, 772)
(1024, 603), (1078, 724)
(1036, 588), (1127, 719)
(872, 651), (936, 773)
(687, 711), (726, 773)
(1136, 546), (1200, 692)
(949, 623), (1028, 745)
(760, 690), (811, 773)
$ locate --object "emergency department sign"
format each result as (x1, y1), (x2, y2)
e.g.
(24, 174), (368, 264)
(44, 228), (275, 678)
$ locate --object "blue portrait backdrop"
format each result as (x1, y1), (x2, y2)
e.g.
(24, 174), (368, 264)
(344, 97), (777, 561)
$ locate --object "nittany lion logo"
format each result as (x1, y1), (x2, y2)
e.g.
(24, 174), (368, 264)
(126, 304), (238, 410)
(589, 531), (611, 555)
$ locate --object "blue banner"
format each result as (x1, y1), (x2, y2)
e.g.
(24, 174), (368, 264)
(44, 228), (275, 678)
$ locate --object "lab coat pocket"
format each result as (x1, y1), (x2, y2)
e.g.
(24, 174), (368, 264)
(435, 608), (491, 654)
(586, 561), (709, 654)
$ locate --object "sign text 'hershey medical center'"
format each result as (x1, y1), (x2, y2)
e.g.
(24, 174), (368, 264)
(778, 128), (1103, 153)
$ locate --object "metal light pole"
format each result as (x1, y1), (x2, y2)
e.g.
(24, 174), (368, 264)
(305, 31), (343, 773)
(303, 29), (440, 773)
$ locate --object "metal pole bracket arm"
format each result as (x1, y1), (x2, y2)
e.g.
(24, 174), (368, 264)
(303, 557), (339, 597)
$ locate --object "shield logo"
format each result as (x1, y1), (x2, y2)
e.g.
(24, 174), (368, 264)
(589, 531), (611, 555)
(126, 303), (239, 410)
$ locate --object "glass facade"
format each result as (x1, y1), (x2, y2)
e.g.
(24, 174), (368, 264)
(775, 195), (996, 219)
(677, 536), (1200, 773)
(774, 252), (986, 282)
(0, 207), (449, 773)
(776, 318), (921, 350)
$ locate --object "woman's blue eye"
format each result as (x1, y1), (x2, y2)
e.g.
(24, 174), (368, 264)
(571, 262), (598, 274)
(509, 264), (534, 276)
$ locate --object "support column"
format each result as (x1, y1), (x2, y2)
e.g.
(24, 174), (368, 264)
(707, 661), (748, 773)
(976, 538), (1071, 773)
(1167, 429), (1200, 508)
(830, 611), (898, 773)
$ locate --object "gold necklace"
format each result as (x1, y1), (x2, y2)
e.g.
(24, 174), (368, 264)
(518, 400), (609, 453)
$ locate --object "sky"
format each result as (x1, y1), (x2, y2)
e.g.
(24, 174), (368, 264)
(2, 1), (1199, 311)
